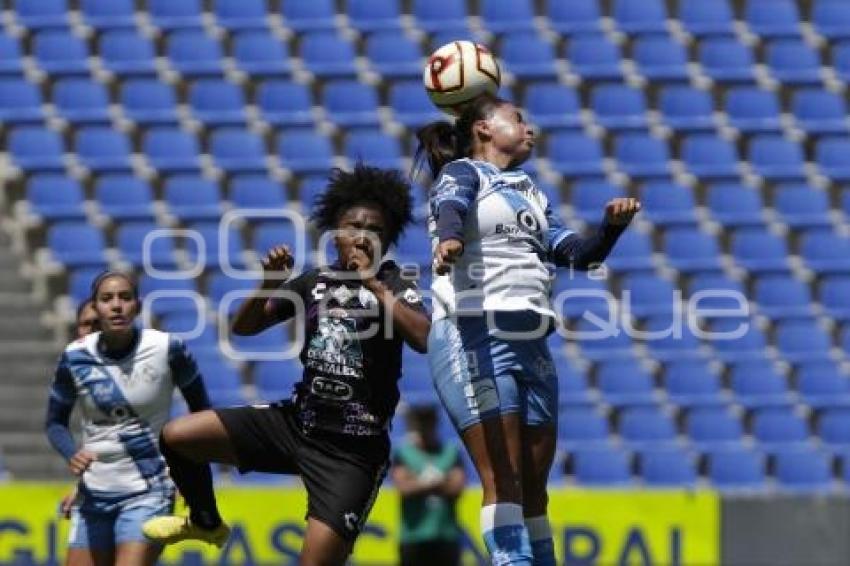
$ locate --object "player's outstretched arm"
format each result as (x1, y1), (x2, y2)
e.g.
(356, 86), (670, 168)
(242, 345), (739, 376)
(232, 245), (296, 335)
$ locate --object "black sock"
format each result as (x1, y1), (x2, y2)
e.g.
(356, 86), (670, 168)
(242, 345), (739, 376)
(159, 432), (222, 530)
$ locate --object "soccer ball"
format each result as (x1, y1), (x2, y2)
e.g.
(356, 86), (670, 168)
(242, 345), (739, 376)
(423, 40), (502, 116)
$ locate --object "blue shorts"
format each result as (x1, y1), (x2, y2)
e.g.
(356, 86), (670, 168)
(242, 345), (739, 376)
(428, 311), (558, 433)
(68, 482), (175, 549)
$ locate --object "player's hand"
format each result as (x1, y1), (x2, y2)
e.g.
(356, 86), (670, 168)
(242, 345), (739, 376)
(434, 239), (464, 275)
(261, 245), (294, 282)
(68, 450), (96, 476)
(604, 198), (641, 225)
(60, 487), (78, 519)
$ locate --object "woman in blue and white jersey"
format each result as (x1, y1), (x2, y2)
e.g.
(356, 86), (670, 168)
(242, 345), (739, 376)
(415, 94), (640, 566)
(45, 271), (211, 566)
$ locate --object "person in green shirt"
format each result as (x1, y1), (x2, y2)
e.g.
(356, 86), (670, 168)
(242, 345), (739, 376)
(392, 404), (467, 566)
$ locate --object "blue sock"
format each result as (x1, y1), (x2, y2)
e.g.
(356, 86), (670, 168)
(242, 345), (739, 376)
(525, 516), (556, 566)
(480, 503), (533, 566)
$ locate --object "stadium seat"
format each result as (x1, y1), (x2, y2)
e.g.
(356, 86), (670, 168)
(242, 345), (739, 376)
(189, 80), (247, 127)
(546, 132), (605, 178)
(575, 319), (635, 361)
(604, 229), (655, 272)
(591, 85), (648, 130)
(664, 228), (723, 273)
(620, 274), (675, 318)
(81, 0), (135, 30)
(501, 32), (558, 79)
(681, 134), (740, 179)
(745, 0), (801, 37)
(725, 88), (782, 134)
(68, 267), (105, 306)
(687, 407), (744, 449)
(596, 360), (657, 407)
(9, 126), (66, 172)
(748, 135), (806, 182)
(546, 0), (601, 34)
(640, 182), (698, 226)
(148, 0), (203, 30)
(256, 80), (314, 127)
(633, 35), (689, 82)
(707, 447), (767, 489)
(0, 79), (47, 124)
(571, 181), (626, 223)
(752, 407), (810, 448)
(729, 361), (793, 409)
(298, 175), (328, 211)
(799, 232), (850, 274)
(33, 30), (90, 76)
(277, 130), (334, 174)
(25, 175), (86, 220)
(799, 362), (850, 409)
(412, 0), (468, 32)
(0, 34), (25, 76)
(815, 137), (850, 182)
(121, 80), (180, 126)
(389, 80), (442, 127)
(644, 315), (705, 361)
(163, 176), (223, 221)
(116, 222), (178, 269)
(731, 229), (791, 273)
(766, 39), (823, 86)
(524, 83), (581, 130)
(47, 222), (108, 268)
(53, 78), (112, 125)
(556, 361), (595, 407)
(252, 221), (301, 258)
(16, 0), (70, 29)
(76, 127), (133, 173)
(776, 319), (834, 362)
(300, 32), (358, 78)
(167, 30), (225, 77)
(480, 0), (535, 32)
(211, 128), (269, 174)
(100, 30), (158, 77)
(832, 41), (850, 82)
(706, 184), (766, 227)
(664, 360), (726, 407)
(613, 0), (668, 35)
(678, 0), (734, 36)
(820, 276), (850, 321)
(818, 408), (850, 447)
(365, 31), (422, 79)
(253, 361), (303, 401)
(230, 176), (287, 211)
(395, 230), (431, 266)
(207, 272), (262, 315)
(214, 0), (269, 31)
(557, 407), (609, 446)
(345, 130), (404, 171)
(754, 275), (816, 319)
(698, 37), (757, 83)
(232, 31), (292, 77)
(619, 406), (677, 446)
(322, 81), (380, 128)
(639, 447), (697, 487)
(552, 271), (611, 319)
(813, 0), (850, 40)
(185, 223), (246, 270)
(659, 86), (716, 132)
(94, 175), (155, 221)
(710, 317), (769, 362)
(792, 89), (849, 136)
(281, 0), (337, 32)
(572, 446), (633, 485)
(143, 128), (202, 174)
(775, 448), (834, 491)
(614, 134), (671, 179)
(348, 0), (402, 31)
(773, 185), (833, 230)
(567, 34), (623, 80)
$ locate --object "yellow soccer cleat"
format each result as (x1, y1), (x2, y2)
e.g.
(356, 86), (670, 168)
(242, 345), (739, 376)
(142, 515), (230, 548)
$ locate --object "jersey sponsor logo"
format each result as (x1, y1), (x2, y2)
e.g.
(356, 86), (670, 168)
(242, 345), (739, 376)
(310, 377), (353, 401)
(343, 511), (359, 532)
(402, 288), (422, 304)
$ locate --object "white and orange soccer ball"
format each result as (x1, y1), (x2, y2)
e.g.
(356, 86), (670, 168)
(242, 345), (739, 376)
(423, 40), (502, 116)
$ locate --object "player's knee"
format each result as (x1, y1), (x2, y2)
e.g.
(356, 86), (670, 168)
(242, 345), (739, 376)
(160, 418), (191, 453)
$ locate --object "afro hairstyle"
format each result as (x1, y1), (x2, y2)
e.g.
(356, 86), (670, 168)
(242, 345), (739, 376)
(310, 163), (414, 247)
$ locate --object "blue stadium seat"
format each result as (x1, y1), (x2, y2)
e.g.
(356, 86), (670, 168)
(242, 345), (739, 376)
(546, 132), (605, 178)
(211, 128), (269, 174)
(745, 0), (801, 37)
(252, 221), (300, 256)
(47, 222), (107, 267)
(800, 232), (850, 275)
(76, 127), (132, 173)
(214, 0), (269, 31)
(116, 222), (177, 269)
(281, 0), (337, 32)
(33, 30), (90, 76)
(687, 407), (744, 449)
(792, 89), (848, 136)
(604, 229), (654, 272)
(94, 175), (155, 221)
(568, 34), (623, 80)
(67, 267), (103, 306)
(256, 80), (314, 127)
(706, 183), (765, 227)
(143, 128), (202, 174)
(395, 230), (431, 266)
(207, 271), (260, 313)
(754, 275), (816, 319)
(501, 32), (558, 79)
(81, 0), (135, 29)
(163, 176), (223, 221)
(389, 81), (442, 127)
(681, 134), (740, 179)
(552, 271), (611, 319)
(820, 276), (850, 321)
(0, 79), (46, 124)
(571, 181), (626, 223)
(557, 407), (609, 446)
(813, 0), (850, 40)
(300, 32), (358, 78)
(0, 34), (25, 76)
(613, 0), (668, 35)
(322, 80), (380, 128)
(776, 320), (833, 363)
(731, 228), (792, 273)
(16, 0), (69, 29)
(664, 360), (725, 407)
(640, 182), (699, 226)
(189, 79), (247, 127)
(818, 408), (850, 447)
(412, 0), (468, 32)
(833, 41), (850, 82)
(100, 30), (158, 77)
(53, 79), (111, 125)
(725, 87), (782, 134)
(480, 0), (535, 32)
(639, 447), (697, 487)
(348, 0), (402, 31)
(556, 361), (595, 407)
(597, 360), (657, 407)
(619, 407), (677, 446)
(185, 222), (246, 270)
(572, 446), (632, 485)
(774, 184), (832, 230)
(752, 407), (810, 448)
(9, 126), (65, 172)
(678, 0), (734, 36)
(775, 448), (833, 491)
(729, 361), (793, 409)
(345, 130), (404, 171)
(167, 30), (225, 77)
(799, 362), (850, 409)
(576, 319), (635, 361)
(524, 83), (581, 129)
(707, 447), (767, 489)
(26, 175), (86, 220)
(633, 35), (689, 82)
(643, 315), (705, 361)
(277, 130), (334, 174)
(766, 39), (823, 86)
(298, 175), (327, 211)
(815, 137), (850, 182)
(149, 0), (203, 30)
(591, 85), (649, 130)
(664, 228), (723, 273)
(253, 361), (303, 401)
(620, 274), (675, 318)
(121, 80), (179, 125)
(699, 38), (756, 83)
(614, 134), (671, 178)
(710, 317), (769, 362)
(365, 31), (422, 79)
(230, 176), (287, 211)
(546, 0), (601, 34)
(232, 31), (292, 77)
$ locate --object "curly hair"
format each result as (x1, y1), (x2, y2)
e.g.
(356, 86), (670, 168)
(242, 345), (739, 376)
(310, 163), (414, 246)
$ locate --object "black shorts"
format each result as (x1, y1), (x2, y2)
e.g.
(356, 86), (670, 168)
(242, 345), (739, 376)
(215, 401), (390, 542)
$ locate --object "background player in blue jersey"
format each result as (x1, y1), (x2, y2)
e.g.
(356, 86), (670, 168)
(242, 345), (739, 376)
(45, 272), (212, 566)
(142, 164), (431, 566)
(416, 94), (640, 566)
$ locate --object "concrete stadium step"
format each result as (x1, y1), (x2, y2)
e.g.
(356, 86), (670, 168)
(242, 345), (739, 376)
(2, 453), (70, 480)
